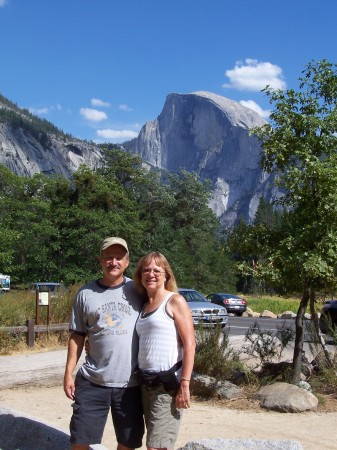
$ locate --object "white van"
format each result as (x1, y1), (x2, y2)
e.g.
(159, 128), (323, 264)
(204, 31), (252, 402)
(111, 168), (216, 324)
(0, 274), (10, 291)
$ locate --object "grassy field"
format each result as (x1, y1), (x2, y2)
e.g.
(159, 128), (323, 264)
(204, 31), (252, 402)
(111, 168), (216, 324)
(245, 295), (301, 314)
(0, 286), (78, 355)
(0, 286), (78, 327)
(244, 294), (327, 315)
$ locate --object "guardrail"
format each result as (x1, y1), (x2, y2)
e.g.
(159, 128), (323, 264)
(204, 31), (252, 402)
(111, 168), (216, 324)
(0, 320), (69, 347)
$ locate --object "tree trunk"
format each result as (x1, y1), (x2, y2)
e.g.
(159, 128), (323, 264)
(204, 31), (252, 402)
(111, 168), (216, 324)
(292, 287), (310, 384)
(309, 292), (334, 368)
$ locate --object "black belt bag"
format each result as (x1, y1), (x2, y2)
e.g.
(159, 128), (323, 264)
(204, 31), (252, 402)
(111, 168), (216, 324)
(137, 360), (182, 391)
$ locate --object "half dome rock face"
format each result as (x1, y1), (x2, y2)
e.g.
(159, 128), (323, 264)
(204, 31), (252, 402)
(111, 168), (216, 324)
(133, 91), (266, 171)
(130, 91), (276, 227)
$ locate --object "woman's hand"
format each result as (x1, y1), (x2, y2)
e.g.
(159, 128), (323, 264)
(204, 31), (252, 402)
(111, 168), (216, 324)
(175, 380), (191, 409)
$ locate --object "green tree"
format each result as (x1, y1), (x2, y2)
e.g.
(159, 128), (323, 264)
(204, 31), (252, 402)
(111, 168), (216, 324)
(0, 148), (237, 294)
(12, 174), (66, 282)
(162, 170), (236, 292)
(251, 60), (337, 381)
(253, 197), (283, 229)
(228, 201), (284, 294)
(55, 162), (145, 283)
(0, 166), (23, 275)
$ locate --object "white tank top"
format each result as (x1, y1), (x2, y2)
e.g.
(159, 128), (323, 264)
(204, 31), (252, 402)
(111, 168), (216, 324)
(136, 292), (183, 372)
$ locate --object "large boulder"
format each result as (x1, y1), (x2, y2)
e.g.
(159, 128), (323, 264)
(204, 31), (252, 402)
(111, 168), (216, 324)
(255, 382), (318, 412)
(191, 373), (242, 399)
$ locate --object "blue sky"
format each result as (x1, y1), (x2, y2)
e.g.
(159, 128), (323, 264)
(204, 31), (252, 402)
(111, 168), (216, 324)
(0, 0), (336, 143)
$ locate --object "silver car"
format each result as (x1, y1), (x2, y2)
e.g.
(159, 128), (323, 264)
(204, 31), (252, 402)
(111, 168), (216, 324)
(178, 288), (228, 328)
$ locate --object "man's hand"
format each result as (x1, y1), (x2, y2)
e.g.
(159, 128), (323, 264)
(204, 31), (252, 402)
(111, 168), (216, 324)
(64, 333), (85, 400)
(64, 373), (75, 400)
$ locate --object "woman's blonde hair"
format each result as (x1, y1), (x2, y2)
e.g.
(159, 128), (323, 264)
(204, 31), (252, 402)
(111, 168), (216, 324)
(133, 251), (178, 296)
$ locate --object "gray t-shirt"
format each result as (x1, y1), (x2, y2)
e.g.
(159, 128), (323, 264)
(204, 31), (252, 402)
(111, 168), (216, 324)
(69, 277), (144, 387)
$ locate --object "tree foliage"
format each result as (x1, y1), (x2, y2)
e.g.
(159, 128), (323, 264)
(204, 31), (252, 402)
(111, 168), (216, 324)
(229, 60), (337, 381)
(0, 148), (236, 294)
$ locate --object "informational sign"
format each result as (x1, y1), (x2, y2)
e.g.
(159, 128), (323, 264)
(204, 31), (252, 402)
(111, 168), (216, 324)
(35, 286), (51, 325)
(38, 291), (49, 306)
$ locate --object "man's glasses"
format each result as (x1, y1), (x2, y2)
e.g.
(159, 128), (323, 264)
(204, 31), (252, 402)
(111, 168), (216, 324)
(141, 268), (165, 276)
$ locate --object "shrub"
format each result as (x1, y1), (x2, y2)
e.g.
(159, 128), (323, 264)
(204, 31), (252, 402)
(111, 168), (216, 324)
(242, 321), (295, 367)
(0, 330), (27, 355)
(193, 325), (245, 382)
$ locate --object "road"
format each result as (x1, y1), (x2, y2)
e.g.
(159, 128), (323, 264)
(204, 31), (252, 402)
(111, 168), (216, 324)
(225, 316), (336, 365)
(226, 316), (324, 341)
(227, 316), (287, 336)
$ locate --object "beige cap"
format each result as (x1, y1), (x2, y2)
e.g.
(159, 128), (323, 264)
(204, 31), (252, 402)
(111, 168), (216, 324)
(100, 237), (129, 253)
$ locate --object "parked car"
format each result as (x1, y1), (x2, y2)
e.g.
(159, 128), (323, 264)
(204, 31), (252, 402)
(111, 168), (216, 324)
(319, 300), (337, 334)
(206, 293), (247, 316)
(178, 288), (228, 328)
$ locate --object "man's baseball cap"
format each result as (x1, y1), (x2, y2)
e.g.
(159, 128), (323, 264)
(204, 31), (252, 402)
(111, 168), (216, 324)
(100, 237), (129, 253)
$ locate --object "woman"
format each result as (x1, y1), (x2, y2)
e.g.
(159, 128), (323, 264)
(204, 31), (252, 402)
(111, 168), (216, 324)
(133, 252), (196, 450)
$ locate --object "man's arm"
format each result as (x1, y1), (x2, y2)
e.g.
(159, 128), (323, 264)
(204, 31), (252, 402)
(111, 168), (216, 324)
(63, 332), (85, 400)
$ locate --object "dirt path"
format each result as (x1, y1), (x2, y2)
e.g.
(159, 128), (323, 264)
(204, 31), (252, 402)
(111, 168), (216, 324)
(1, 384), (336, 449)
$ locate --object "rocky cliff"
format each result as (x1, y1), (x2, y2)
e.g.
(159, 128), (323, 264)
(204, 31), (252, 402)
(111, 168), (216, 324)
(0, 97), (103, 178)
(128, 91), (279, 227)
(0, 122), (103, 178)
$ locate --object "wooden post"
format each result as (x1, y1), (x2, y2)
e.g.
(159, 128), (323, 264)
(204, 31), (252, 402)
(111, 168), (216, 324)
(35, 289), (39, 325)
(26, 319), (35, 347)
(47, 292), (51, 327)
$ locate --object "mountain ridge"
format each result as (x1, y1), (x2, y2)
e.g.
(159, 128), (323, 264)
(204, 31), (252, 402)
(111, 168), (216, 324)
(0, 91), (278, 227)
(0, 93), (103, 177)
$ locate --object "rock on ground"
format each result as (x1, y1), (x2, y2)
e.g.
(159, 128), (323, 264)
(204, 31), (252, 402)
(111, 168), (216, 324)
(255, 382), (318, 413)
(178, 438), (303, 449)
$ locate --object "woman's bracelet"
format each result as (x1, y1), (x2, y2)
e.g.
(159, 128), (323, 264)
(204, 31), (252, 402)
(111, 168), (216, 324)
(180, 377), (190, 382)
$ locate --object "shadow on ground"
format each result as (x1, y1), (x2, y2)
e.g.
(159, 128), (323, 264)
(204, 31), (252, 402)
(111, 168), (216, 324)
(0, 407), (108, 450)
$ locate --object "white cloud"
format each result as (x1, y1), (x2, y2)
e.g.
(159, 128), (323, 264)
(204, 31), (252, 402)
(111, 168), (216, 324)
(29, 107), (49, 115)
(91, 98), (111, 107)
(119, 104), (133, 112)
(96, 129), (139, 140)
(0, 0), (8, 7)
(240, 100), (271, 119)
(223, 59), (286, 92)
(27, 103), (62, 116)
(80, 108), (107, 122)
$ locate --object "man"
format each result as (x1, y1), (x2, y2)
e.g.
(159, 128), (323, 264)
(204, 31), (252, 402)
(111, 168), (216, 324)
(64, 237), (145, 450)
